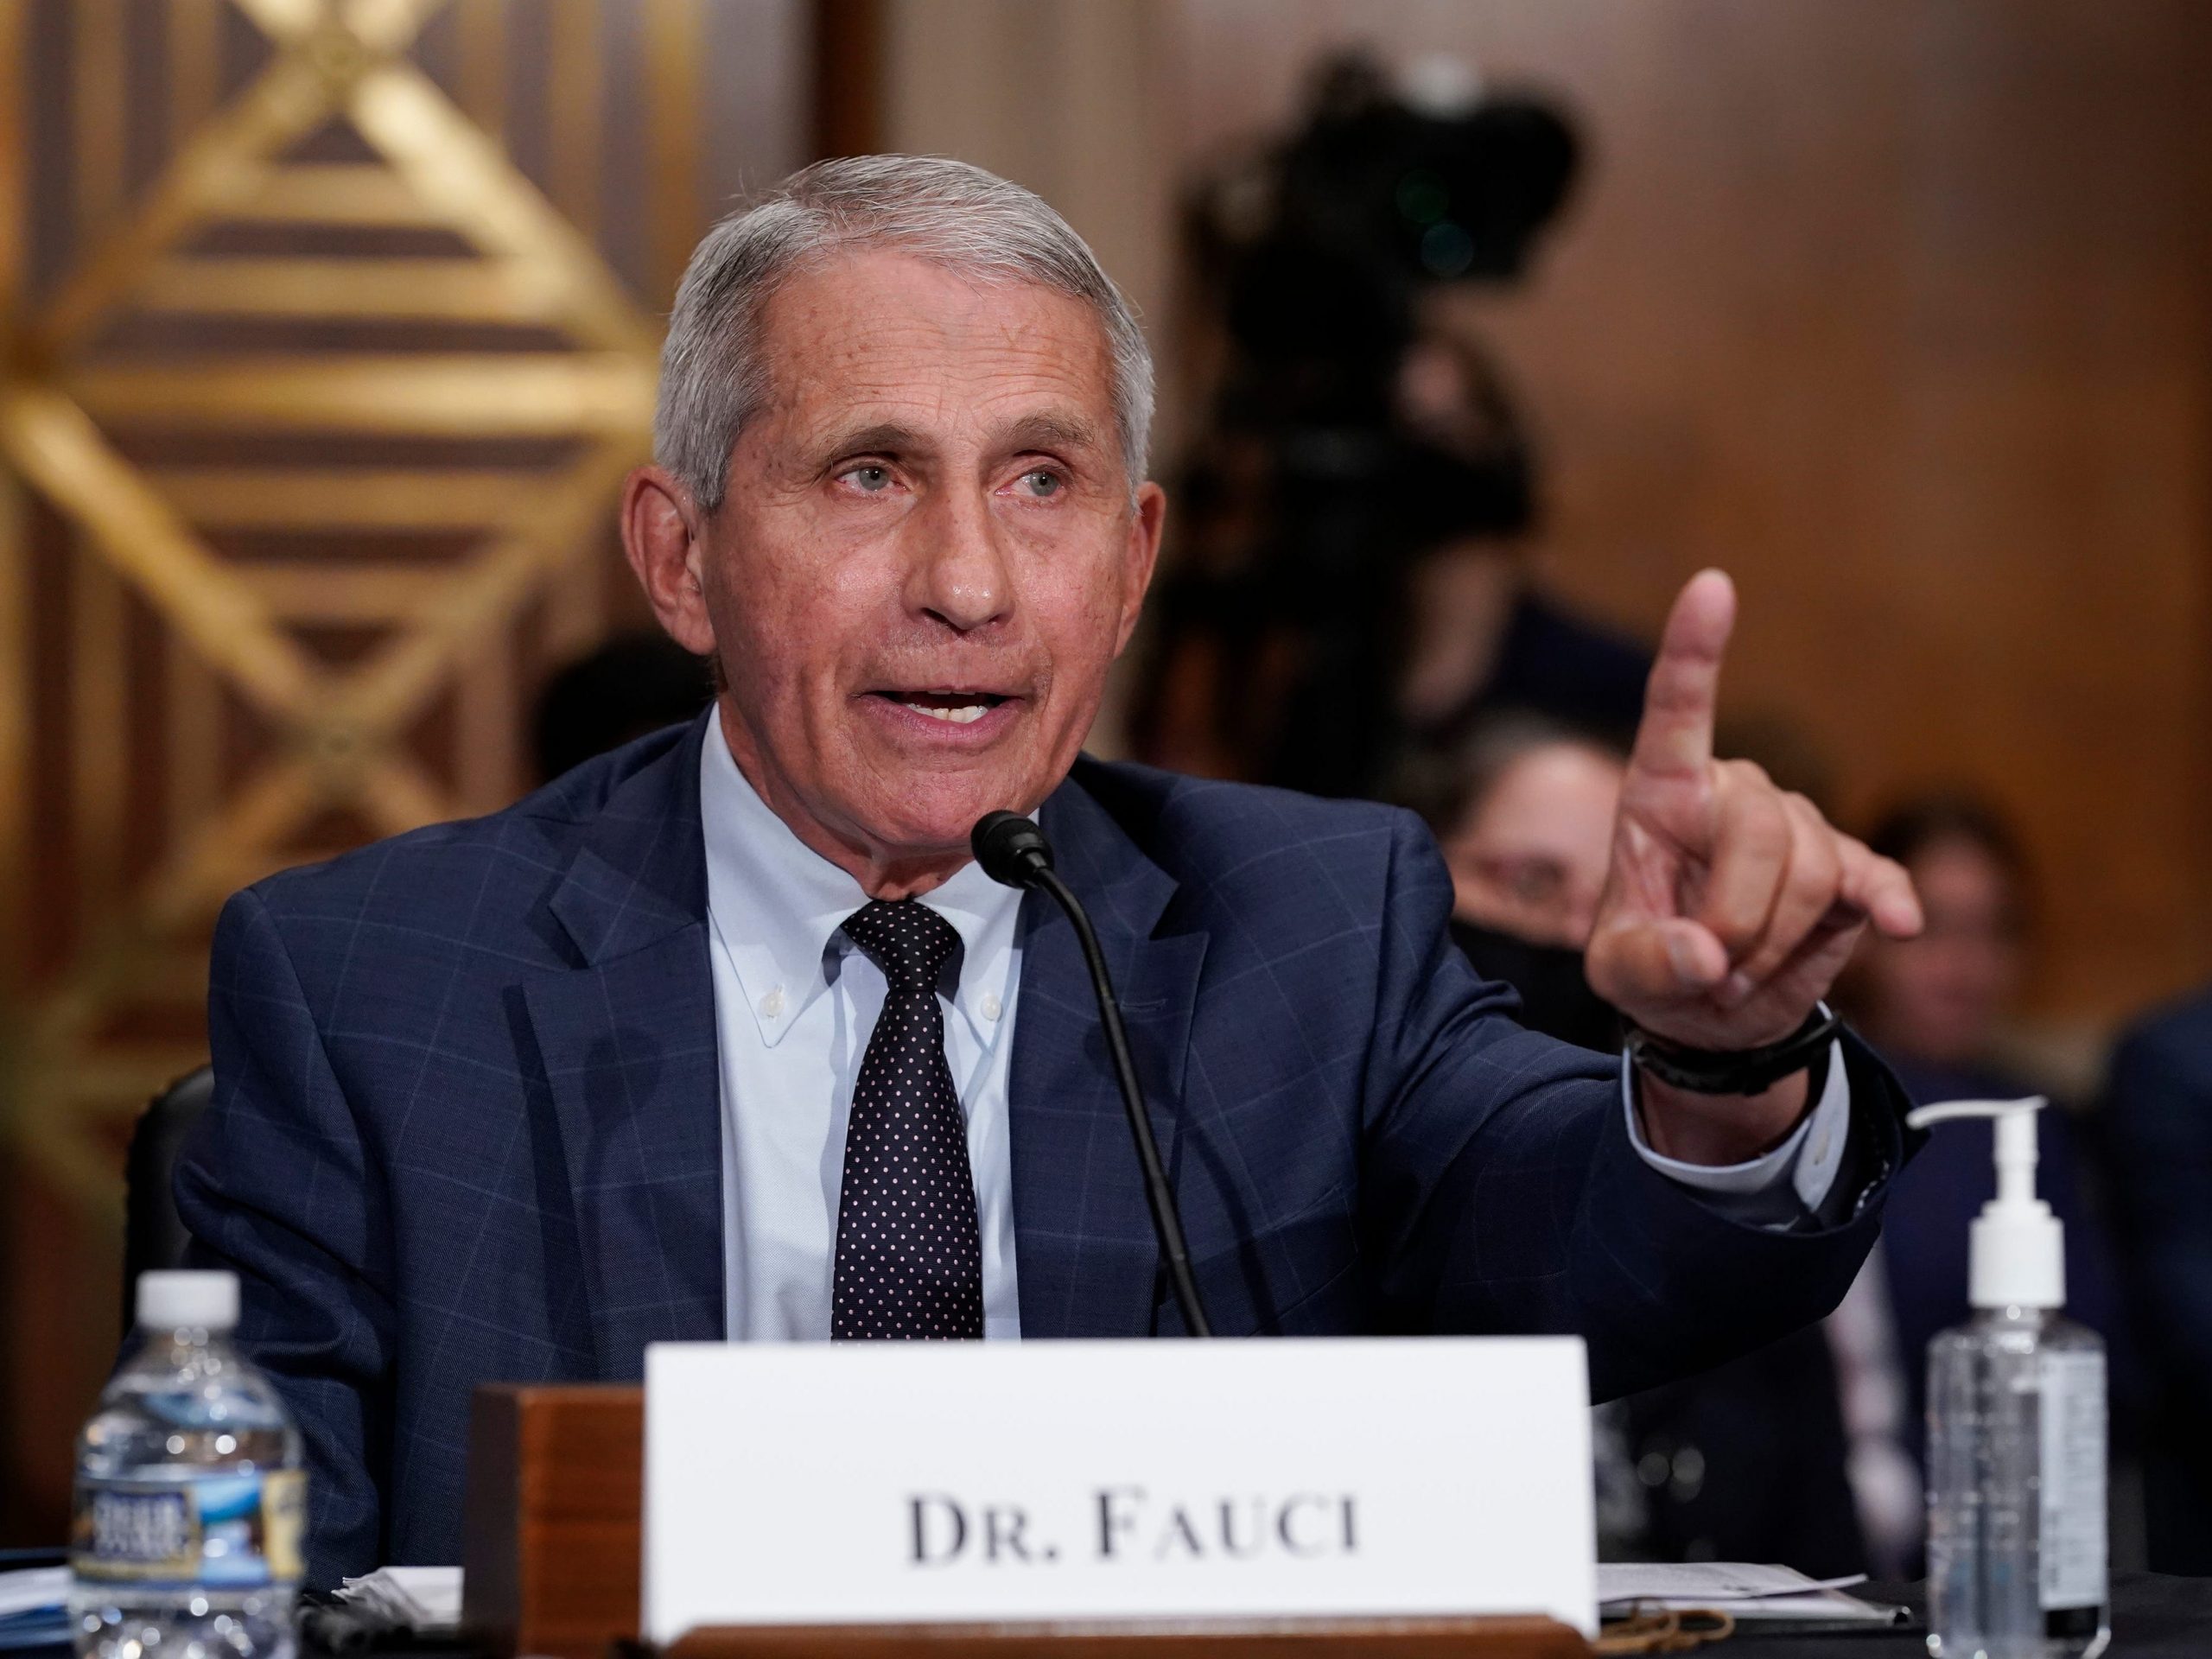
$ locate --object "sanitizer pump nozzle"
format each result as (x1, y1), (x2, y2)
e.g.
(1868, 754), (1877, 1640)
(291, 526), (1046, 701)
(1905, 1096), (2063, 1311)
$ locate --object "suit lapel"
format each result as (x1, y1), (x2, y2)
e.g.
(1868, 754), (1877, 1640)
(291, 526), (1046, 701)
(521, 717), (725, 1375)
(1010, 764), (1208, 1338)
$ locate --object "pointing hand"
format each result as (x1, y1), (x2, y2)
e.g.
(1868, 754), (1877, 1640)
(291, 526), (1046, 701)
(1583, 571), (1922, 1154)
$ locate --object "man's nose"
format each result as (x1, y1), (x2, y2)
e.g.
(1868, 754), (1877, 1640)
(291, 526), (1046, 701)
(907, 486), (1014, 633)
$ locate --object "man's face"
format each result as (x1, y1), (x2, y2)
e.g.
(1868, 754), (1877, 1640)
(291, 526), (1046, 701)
(679, 250), (1163, 888)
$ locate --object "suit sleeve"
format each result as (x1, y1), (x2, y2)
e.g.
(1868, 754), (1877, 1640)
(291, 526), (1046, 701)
(174, 886), (393, 1587)
(1357, 810), (1910, 1400)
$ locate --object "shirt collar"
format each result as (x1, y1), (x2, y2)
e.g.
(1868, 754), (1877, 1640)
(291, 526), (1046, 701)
(697, 718), (1024, 1050)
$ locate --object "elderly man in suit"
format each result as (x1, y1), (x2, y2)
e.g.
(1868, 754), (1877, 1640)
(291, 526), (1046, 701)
(178, 156), (1923, 1585)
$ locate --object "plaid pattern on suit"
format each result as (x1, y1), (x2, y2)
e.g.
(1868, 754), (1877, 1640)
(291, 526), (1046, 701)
(175, 713), (1908, 1586)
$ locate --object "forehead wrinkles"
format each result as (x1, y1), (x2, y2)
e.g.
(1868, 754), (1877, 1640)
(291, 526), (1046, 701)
(754, 260), (1116, 441)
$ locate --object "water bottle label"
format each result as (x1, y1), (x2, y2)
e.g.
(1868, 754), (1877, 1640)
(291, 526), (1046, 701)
(71, 1470), (305, 1588)
(2037, 1349), (2107, 1611)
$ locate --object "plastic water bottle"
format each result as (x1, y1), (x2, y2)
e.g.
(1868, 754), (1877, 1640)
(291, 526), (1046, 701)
(1912, 1100), (2109, 1659)
(71, 1271), (306, 1659)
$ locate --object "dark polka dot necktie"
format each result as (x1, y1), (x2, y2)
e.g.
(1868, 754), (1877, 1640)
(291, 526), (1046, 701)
(831, 899), (985, 1340)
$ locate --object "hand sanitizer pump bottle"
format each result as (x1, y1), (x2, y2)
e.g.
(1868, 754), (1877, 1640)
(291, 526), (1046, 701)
(1912, 1097), (2107, 1659)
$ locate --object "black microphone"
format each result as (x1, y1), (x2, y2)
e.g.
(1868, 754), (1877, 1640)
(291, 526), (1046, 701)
(972, 810), (1213, 1338)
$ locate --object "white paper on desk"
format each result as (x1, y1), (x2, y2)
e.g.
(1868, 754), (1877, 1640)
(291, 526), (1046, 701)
(1597, 1562), (1900, 1622)
(334, 1566), (462, 1631)
(0, 1568), (68, 1621)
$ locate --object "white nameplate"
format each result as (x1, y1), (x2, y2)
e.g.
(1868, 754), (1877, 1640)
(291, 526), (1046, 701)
(643, 1337), (1594, 1639)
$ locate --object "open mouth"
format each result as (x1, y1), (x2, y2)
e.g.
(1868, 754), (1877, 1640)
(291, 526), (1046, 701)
(870, 690), (1014, 726)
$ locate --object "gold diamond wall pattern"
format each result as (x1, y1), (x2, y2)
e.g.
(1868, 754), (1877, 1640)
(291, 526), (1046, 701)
(0, 0), (785, 1227)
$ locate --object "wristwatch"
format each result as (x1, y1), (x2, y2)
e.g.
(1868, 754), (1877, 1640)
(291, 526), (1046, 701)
(1624, 1003), (1841, 1096)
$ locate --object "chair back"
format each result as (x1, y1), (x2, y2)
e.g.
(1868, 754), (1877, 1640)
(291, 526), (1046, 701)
(123, 1065), (213, 1330)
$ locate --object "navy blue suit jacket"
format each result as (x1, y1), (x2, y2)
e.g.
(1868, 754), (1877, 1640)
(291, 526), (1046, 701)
(175, 717), (1908, 1586)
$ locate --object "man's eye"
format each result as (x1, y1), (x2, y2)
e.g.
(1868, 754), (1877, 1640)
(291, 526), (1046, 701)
(842, 464), (892, 493)
(1020, 469), (1062, 498)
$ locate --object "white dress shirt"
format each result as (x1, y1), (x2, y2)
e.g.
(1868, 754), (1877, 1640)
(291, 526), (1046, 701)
(700, 721), (1024, 1339)
(697, 721), (1853, 1340)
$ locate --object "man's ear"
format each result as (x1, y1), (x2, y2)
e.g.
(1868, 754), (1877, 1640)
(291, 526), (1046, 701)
(1113, 480), (1168, 656)
(620, 466), (718, 657)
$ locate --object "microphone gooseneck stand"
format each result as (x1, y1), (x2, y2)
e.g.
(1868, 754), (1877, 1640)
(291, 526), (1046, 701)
(970, 811), (1213, 1338)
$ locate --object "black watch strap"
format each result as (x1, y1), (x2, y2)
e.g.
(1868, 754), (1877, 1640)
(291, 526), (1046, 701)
(1625, 1004), (1842, 1096)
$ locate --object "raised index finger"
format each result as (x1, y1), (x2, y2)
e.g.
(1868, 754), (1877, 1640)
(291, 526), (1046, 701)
(1630, 568), (1737, 779)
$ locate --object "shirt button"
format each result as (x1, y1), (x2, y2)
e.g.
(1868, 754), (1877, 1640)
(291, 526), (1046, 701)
(980, 992), (1002, 1021)
(760, 986), (786, 1020)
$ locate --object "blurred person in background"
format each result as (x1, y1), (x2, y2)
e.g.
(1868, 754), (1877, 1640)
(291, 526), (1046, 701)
(1832, 794), (2133, 1571)
(1395, 713), (1624, 1050)
(2101, 986), (2212, 1573)
(532, 631), (715, 785)
(1850, 797), (2038, 1103)
(1397, 715), (1867, 1575)
(1133, 54), (1648, 798)
(1847, 797), (2126, 1374)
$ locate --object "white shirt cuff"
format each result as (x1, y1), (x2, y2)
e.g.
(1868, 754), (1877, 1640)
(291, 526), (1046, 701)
(1621, 1033), (1852, 1217)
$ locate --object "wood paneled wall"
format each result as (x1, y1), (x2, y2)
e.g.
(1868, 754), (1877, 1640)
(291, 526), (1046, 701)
(1174, 0), (2212, 1027)
(0, 0), (809, 1542)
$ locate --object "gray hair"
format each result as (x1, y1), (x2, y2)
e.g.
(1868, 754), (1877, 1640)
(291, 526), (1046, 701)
(654, 155), (1154, 512)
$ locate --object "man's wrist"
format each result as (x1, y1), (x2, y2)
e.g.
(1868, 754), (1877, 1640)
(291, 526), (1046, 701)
(1630, 1033), (1834, 1167)
(1625, 1005), (1841, 1095)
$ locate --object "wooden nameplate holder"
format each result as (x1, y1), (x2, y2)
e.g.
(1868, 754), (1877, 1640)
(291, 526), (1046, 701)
(461, 1384), (1590, 1659)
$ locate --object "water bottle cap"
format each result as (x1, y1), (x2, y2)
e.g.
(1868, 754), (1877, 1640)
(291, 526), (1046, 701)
(136, 1269), (239, 1331)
